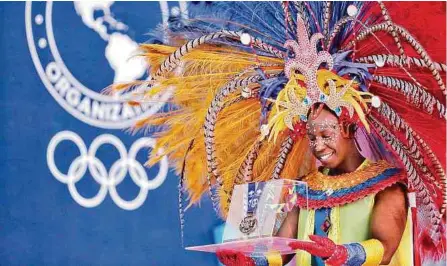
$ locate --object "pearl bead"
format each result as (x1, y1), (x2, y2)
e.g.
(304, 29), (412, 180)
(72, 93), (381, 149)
(374, 58), (385, 67)
(371, 96), (382, 108)
(240, 33), (252, 45)
(260, 124), (270, 139)
(347, 5), (358, 17)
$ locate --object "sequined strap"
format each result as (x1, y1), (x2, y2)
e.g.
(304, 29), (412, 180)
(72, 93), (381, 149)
(340, 239), (384, 266)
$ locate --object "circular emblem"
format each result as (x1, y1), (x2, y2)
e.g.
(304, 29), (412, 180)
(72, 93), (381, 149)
(239, 214), (258, 235)
(25, 1), (188, 129)
(47, 131), (169, 210)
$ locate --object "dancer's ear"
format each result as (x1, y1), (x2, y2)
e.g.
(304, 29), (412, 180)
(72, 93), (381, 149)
(340, 121), (356, 139)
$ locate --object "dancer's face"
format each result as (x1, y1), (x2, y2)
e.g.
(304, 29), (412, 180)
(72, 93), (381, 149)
(306, 108), (351, 169)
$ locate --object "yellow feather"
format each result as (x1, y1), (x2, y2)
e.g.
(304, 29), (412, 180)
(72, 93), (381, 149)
(281, 138), (316, 179)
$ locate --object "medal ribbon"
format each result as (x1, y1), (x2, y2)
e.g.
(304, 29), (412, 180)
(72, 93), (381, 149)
(247, 182), (266, 215)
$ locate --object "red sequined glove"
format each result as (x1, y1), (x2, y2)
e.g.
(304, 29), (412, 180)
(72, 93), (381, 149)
(289, 235), (348, 266)
(216, 250), (255, 266)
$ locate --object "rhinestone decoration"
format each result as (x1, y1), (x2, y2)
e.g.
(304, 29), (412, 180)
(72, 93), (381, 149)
(275, 85), (310, 130)
(306, 120), (341, 148)
(324, 80), (355, 118)
(283, 15), (334, 102)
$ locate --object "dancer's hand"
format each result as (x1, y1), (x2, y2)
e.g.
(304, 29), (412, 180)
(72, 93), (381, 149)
(288, 235), (348, 266)
(216, 249), (255, 266)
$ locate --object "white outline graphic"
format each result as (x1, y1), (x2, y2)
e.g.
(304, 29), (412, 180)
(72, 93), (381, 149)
(47, 131), (169, 210)
(25, 1), (184, 129)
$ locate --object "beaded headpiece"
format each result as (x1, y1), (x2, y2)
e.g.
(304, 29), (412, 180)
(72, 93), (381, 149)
(265, 14), (373, 143)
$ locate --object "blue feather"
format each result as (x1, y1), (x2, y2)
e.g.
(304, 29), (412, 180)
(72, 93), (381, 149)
(259, 74), (288, 121)
(332, 50), (375, 91)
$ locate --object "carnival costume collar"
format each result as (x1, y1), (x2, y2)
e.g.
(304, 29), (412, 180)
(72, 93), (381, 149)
(294, 160), (405, 209)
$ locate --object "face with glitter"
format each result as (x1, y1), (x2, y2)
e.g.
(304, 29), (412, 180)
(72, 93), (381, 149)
(306, 107), (353, 169)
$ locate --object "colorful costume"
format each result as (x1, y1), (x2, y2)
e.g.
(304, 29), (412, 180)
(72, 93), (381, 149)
(295, 159), (412, 265)
(110, 1), (446, 265)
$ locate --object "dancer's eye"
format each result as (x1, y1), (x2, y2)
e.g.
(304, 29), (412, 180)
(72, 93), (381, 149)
(322, 135), (333, 140)
(307, 134), (316, 141)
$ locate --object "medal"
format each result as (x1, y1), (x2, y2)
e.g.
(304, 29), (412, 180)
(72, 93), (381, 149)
(239, 214), (258, 234)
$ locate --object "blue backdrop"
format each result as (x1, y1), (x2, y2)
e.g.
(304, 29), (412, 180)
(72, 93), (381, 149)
(1, 1), (223, 265)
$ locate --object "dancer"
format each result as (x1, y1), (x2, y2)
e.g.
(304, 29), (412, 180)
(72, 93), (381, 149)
(111, 2), (446, 265)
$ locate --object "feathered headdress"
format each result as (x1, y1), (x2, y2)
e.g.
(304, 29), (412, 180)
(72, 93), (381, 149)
(109, 1), (446, 260)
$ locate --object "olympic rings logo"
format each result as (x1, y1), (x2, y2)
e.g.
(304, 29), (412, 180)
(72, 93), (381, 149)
(47, 131), (168, 210)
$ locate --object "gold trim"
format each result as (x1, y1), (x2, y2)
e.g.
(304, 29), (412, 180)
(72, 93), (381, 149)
(302, 160), (392, 191)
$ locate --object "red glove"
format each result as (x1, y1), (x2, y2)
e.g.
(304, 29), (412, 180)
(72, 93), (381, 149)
(216, 250), (255, 266)
(288, 235), (348, 266)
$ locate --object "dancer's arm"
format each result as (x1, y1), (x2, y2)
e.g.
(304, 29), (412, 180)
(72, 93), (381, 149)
(371, 183), (408, 264)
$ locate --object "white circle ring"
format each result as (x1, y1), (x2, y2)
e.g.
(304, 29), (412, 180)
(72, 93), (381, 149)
(47, 131), (169, 210)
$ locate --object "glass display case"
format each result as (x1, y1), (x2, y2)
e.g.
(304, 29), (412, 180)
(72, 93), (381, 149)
(186, 179), (309, 256)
